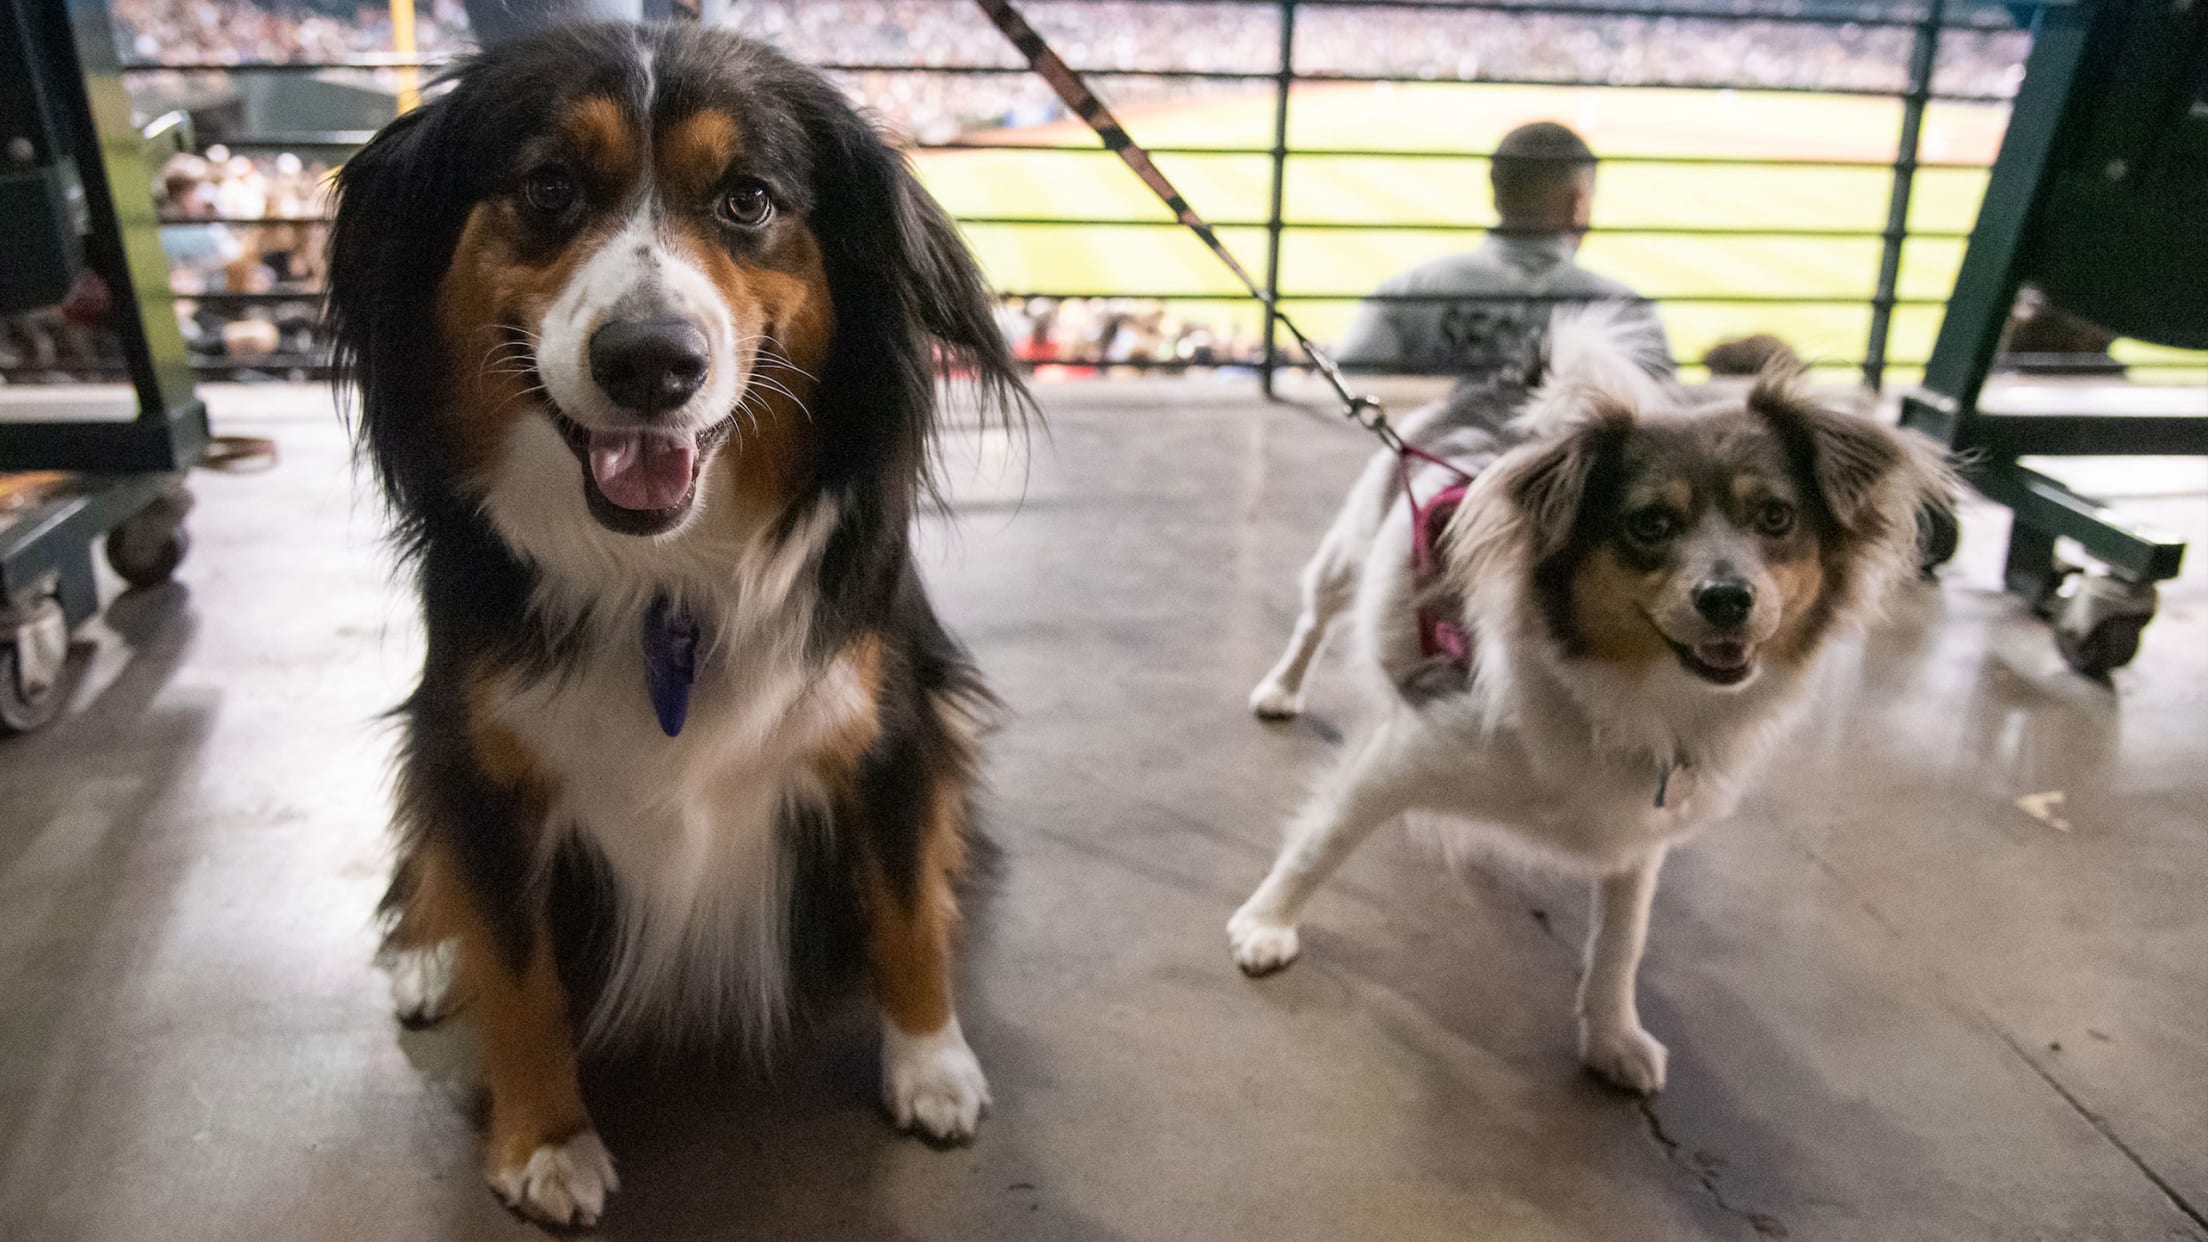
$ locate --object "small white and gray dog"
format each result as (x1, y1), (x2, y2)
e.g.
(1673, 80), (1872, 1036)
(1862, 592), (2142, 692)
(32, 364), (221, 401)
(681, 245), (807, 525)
(1231, 312), (1948, 1092)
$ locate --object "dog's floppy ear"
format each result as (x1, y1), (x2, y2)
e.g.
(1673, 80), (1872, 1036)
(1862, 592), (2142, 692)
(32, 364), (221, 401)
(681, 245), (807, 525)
(885, 152), (1022, 397)
(326, 98), (474, 541)
(1445, 405), (1628, 604)
(804, 100), (1031, 502)
(1505, 400), (1633, 561)
(1749, 371), (1912, 538)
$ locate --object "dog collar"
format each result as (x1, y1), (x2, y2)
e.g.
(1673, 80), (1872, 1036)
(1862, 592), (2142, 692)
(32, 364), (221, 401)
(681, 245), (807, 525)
(642, 594), (700, 737)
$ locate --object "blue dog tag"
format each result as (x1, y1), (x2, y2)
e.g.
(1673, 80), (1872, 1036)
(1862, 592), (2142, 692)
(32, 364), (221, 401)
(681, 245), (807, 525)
(642, 594), (699, 737)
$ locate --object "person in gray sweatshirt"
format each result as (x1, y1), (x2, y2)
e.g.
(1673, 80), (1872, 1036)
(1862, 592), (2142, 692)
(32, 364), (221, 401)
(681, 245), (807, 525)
(1336, 121), (1672, 382)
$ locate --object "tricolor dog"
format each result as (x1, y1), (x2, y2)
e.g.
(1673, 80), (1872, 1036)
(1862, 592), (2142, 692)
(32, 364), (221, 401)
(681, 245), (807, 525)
(1233, 314), (1948, 1092)
(327, 24), (1028, 1225)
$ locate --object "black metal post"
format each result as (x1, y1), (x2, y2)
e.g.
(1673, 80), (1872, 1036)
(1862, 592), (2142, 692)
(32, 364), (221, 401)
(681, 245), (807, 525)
(1259, 0), (1295, 398)
(1862, 0), (1943, 391)
(0, 0), (207, 472)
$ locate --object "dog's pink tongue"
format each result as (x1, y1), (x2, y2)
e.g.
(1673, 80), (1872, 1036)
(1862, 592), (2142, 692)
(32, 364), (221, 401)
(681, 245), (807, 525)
(1694, 637), (1751, 670)
(588, 430), (695, 511)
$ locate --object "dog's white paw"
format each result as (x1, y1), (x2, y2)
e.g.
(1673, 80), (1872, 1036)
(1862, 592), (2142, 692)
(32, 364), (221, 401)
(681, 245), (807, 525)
(881, 1018), (990, 1143)
(1228, 907), (1301, 976)
(489, 1129), (618, 1227)
(1248, 678), (1304, 720)
(1582, 1022), (1669, 1094)
(386, 940), (456, 1027)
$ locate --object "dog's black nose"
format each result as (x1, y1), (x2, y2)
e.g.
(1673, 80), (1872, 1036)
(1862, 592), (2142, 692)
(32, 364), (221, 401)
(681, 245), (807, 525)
(589, 320), (709, 413)
(1693, 580), (1755, 628)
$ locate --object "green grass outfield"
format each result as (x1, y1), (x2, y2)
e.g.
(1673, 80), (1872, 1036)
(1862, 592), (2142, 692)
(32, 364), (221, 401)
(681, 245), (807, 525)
(910, 81), (2205, 383)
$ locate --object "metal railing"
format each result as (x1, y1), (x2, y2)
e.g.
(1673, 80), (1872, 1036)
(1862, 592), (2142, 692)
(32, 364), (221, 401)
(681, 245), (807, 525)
(97, 0), (2072, 386)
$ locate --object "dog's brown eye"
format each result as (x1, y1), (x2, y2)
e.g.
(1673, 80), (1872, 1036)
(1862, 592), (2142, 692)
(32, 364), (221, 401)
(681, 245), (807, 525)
(1625, 508), (1678, 545)
(718, 181), (774, 228)
(522, 166), (579, 217)
(1754, 499), (1797, 537)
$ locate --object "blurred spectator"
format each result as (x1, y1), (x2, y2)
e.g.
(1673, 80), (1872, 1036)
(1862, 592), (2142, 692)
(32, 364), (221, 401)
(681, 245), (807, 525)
(1702, 332), (1800, 376)
(2000, 285), (2124, 376)
(158, 154), (247, 294)
(1336, 121), (1671, 378)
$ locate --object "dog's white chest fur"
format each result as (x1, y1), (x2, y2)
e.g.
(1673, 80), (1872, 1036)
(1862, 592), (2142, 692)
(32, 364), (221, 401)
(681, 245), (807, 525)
(484, 583), (870, 1048)
(1402, 689), (1753, 873)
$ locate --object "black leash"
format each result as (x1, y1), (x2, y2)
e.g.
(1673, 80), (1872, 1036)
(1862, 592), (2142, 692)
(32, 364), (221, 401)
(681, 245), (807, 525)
(968, 0), (1409, 454)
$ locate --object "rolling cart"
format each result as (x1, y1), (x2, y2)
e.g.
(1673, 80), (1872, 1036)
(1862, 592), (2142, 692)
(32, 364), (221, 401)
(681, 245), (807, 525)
(1, 0), (208, 731)
(1902, 0), (2208, 677)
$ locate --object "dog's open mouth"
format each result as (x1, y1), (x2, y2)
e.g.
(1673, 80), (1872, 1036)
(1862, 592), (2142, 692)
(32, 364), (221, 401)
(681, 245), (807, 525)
(548, 407), (736, 536)
(1669, 635), (1757, 687)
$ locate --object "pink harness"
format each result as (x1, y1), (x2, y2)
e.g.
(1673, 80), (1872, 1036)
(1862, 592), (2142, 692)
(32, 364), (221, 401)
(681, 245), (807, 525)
(1397, 444), (1480, 672)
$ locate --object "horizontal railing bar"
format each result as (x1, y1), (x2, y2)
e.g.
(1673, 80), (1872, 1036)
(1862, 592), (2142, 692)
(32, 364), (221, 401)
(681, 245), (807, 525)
(152, 212), (1974, 240)
(185, 291), (325, 303)
(143, 132), (2007, 171)
(120, 61), (2014, 102)
(731, 60), (2009, 103)
(952, 217), (1970, 238)
(208, 131), (383, 148)
(181, 289), (1949, 306)
(162, 216), (328, 225)
(1292, 0), (2033, 25)
(1217, 70), (2007, 102)
(189, 354), (329, 367)
(121, 55), (436, 71)
(925, 141), (1999, 169)
(822, 63), (1256, 78)
(997, 291), (1952, 304)
(133, 338), (2190, 371)
(34, 359), (2208, 382)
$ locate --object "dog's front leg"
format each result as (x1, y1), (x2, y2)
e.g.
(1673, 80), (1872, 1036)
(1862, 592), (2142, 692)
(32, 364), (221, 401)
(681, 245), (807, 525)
(400, 840), (614, 1226)
(865, 783), (990, 1144)
(1578, 847), (1669, 1093)
(1229, 725), (1416, 974)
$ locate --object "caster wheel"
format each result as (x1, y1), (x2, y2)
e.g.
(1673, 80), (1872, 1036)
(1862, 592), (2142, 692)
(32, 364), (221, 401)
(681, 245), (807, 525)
(106, 496), (191, 589)
(2057, 613), (2146, 678)
(1916, 502), (1959, 576)
(106, 526), (189, 588)
(2052, 574), (2155, 679)
(0, 597), (70, 734)
(0, 645), (65, 733)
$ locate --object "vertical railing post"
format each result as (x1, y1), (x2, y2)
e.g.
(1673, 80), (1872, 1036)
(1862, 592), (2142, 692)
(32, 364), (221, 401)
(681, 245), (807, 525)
(390, 0), (419, 113)
(1864, 0), (1945, 391)
(1259, 0), (1295, 398)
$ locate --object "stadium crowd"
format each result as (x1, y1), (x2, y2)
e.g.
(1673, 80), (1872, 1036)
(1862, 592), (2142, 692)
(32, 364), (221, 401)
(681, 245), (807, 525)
(683, 2), (2028, 137)
(157, 147), (332, 366)
(112, 0), (2031, 137)
(111, 0), (471, 64)
(998, 297), (1264, 374)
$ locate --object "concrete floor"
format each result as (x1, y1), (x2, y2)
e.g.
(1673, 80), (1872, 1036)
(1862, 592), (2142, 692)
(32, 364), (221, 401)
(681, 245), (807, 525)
(2, 378), (2205, 1241)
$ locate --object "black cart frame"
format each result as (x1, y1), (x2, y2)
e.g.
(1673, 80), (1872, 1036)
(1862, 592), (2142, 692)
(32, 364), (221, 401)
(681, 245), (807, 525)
(1, 0), (208, 730)
(1901, 0), (2207, 676)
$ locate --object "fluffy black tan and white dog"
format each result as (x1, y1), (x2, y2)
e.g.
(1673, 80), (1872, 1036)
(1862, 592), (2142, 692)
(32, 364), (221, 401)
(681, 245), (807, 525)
(1231, 314), (1949, 1093)
(327, 24), (1027, 1225)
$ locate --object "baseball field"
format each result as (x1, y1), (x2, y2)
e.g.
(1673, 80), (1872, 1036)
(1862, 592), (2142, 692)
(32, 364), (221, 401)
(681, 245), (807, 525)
(911, 81), (2206, 382)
